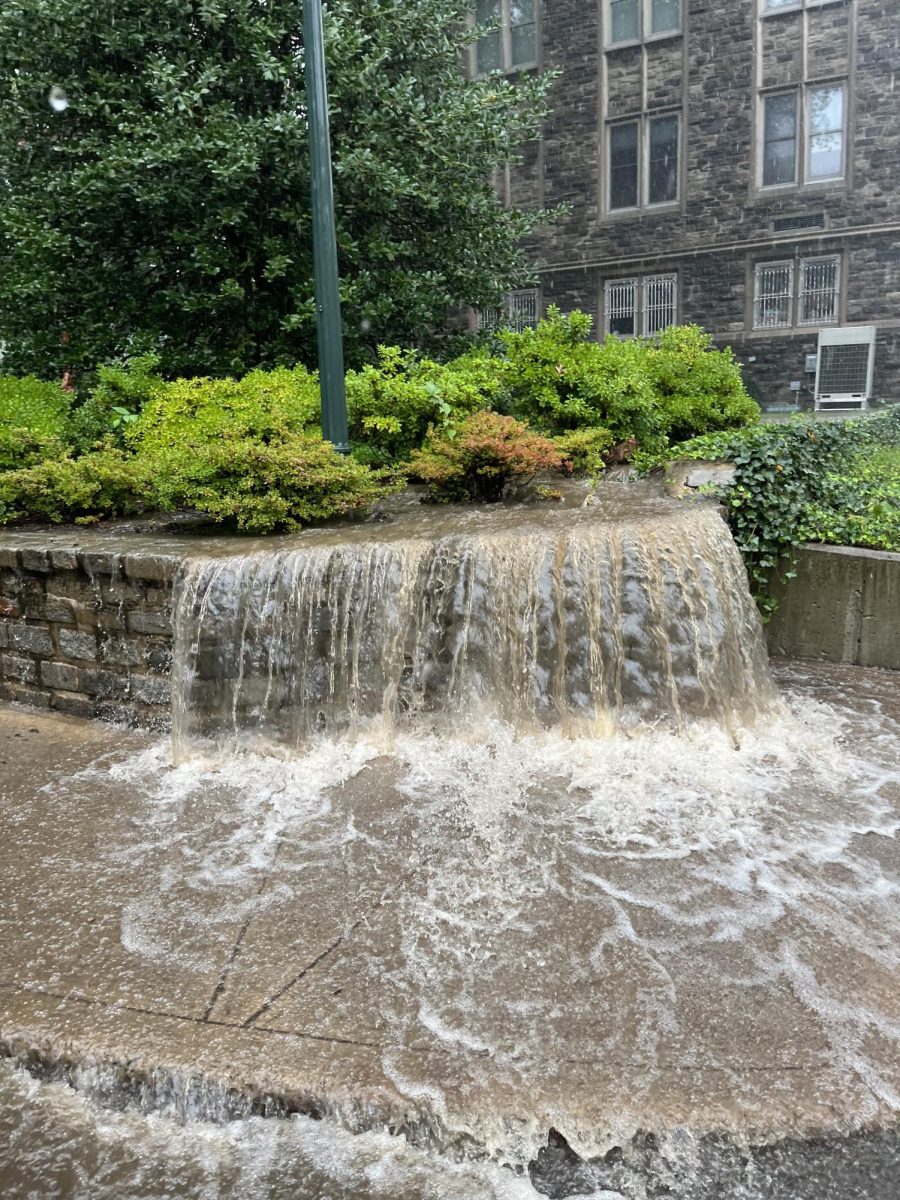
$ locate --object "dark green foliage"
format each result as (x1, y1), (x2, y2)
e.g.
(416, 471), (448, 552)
(0, 448), (151, 524)
(0, 0), (550, 379)
(497, 310), (758, 452)
(407, 411), (564, 503)
(0, 377), (71, 470)
(649, 408), (900, 615)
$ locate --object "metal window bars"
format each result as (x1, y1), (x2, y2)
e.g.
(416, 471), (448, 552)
(753, 261), (794, 329)
(643, 273), (677, 334)
(605, 279), (638, 336)
(799, 257), (839, 326)
(605, 275), (677, 337)
(477, 289), (540, 334)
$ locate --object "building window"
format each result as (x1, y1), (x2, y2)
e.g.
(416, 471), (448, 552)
(609, 114), (679, 210)
(607, 0), (681, 46)
(753, 261), (794, 328)
(807, 86), (845, 180)
(477, 288), (540, 333)
(799, 257), (840, 325)
(753, 256), (839, 329)
(474, 0), (537, 75)
(762, 0), (843, 12)
(604, 274), (677, 336)
(760, 84), (846, 188)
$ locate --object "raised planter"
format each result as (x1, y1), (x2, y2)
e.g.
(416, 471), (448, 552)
(1, 529), (897, 732)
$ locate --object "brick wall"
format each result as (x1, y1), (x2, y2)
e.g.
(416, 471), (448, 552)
(0, 545), (177, 728)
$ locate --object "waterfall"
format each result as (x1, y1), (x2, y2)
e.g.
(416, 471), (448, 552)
(170, 498), (776, 758)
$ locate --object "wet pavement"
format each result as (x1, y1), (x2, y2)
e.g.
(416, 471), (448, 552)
(0, 660), (899, 1196)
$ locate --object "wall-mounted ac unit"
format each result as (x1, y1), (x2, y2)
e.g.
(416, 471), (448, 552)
(814, 326), (876, 411)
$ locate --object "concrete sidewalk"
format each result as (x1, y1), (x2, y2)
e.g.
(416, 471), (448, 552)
(1, 663), (899, 1175)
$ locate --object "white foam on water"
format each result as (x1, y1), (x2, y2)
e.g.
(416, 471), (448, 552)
(37, 665), (900, 1173)
(0, 1060), (573, 1200)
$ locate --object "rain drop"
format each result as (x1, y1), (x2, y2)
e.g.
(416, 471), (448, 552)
(360, 317), (372, 333)
(48, 86), (69, 113)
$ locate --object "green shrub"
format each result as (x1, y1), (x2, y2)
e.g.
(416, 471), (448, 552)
(500, 309), (663, 449)
(0, 376), (72, 470)
(346, 346), (500, 465)
(68, 353), (165, 452)
(644, 325), (760, 442)
(407, 411), (564, 503)
(497, 310), (759, 454)
(149, 433), (401, 533)
(132, 366), (321, 456)
(0, 448), (151, 524)
(552, 427), (615, 476)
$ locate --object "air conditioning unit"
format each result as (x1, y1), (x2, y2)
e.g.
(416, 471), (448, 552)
(814, 326), (876, 411)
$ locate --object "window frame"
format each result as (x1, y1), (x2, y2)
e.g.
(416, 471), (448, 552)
(605, 0), (682, 48)
(759, 0), (846, 16)
(757, 82), (847, 191)
(607, 112), (681, 212)
(603, 273), (679, 338)
(472, 0), (539, 76)
(752, 254), (841, 330)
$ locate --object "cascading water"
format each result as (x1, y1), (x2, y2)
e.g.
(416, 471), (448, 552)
(4, 489), (898, 1200)
(170, 492), (777, 758)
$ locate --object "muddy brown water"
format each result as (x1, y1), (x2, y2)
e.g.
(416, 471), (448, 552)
(1, 661), (898, 1199)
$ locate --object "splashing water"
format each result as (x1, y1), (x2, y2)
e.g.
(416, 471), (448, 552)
(3, 493), (898, 1197)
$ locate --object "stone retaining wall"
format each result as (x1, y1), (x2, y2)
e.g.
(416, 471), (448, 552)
(0, 532), (896, 732)
(0, 542), (178, 728)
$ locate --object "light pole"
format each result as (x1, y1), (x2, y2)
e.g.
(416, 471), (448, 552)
(303, 0), (350, 453)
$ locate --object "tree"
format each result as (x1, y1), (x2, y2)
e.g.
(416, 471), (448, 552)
(0, 0), (551, 379)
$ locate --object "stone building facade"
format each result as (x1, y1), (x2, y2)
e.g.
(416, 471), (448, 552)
(487, 0), (900, 409)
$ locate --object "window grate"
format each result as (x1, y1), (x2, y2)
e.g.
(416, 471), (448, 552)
(799, 257), (839, 326)
(772, 212), (825, 233)
(505, 288), (540, 332)
(643, 273), (677, 334)
(605, 279), (637, 336)
(753, 262), (793, 329)
(477, 289), (539, 334)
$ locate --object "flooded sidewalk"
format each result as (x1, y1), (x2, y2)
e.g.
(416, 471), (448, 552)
(1, 660), (899, 1197)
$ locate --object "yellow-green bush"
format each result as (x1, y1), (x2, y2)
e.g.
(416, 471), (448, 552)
(148, 433), (401, 533)
(132, 365), (321, 455)
(0, 376), (71, 470)
(0, 448), (151, 524)
(346, 346), (502, 465)
(552, 427), (615, 476)
(497, 309), (758, 454)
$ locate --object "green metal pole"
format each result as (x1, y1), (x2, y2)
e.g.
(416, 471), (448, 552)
(303, 0), (350, 453)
